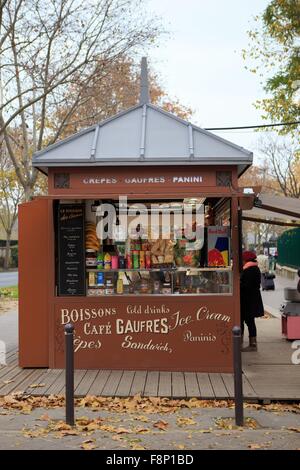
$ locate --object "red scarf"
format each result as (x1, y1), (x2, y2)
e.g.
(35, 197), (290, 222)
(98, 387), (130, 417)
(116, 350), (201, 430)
(243, 261), (258, 270)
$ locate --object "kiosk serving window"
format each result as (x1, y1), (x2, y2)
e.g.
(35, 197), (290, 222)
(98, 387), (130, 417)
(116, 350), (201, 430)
(55, 197), (233, 297)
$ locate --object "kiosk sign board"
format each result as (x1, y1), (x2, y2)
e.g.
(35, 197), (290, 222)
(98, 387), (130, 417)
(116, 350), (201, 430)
(57, 204), (85, 296)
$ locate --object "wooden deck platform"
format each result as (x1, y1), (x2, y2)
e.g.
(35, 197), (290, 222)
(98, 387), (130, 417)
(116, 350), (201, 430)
(1, 319), (299, 401)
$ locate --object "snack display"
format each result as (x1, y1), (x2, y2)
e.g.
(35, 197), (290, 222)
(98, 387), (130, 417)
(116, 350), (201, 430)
(149, 239), (175, 266)
(84, 201), (232, 296)
(174, 239), (200, 267)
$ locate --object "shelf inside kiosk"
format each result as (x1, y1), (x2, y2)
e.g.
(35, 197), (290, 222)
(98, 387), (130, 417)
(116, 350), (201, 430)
(55, 197), (233, 296)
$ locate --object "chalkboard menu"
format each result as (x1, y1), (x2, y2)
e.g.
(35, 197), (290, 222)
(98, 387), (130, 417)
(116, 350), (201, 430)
(57, 204), (85, 296)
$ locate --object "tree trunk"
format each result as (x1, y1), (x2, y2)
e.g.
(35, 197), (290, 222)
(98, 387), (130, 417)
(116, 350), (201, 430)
(4, 232), (11, 270)
(24, 183), (34, 202)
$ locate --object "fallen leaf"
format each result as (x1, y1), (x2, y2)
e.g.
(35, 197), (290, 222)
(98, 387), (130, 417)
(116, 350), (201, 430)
(99, 424), (116, 433)
(3, 379), (14, 385)
(28, 383), (46, 389)
(134, 415), (149, 423)
(76, 416), (92, 426)
(81, 439), (97, 450)
(135, 427), (150, 434)
(176, 444), (186, 450)
(58, 429), (79, 437)
(130, 443), (146, 450)
(115, 427), (133, 434)
(51, 421), (72, 432)
(177, 417), (196, 427)
(22, 428), (49, 439)
(288, 427), (300, 433)
(248, 444), (262, 450)
(153, 420), (168, 431)
(20, 405), (33, 414)
(37, 414), (51, 422)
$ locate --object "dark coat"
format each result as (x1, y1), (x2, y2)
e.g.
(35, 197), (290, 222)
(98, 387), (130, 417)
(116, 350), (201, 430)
(240, 265), (264, 320)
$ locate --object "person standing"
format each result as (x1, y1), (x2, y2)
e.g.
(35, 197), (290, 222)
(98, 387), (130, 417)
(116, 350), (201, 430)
(257, 249), (269, 290)
(240, 251), (264, 351)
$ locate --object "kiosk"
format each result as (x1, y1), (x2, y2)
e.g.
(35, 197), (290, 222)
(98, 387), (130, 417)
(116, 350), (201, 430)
(19, 61), (254, 372)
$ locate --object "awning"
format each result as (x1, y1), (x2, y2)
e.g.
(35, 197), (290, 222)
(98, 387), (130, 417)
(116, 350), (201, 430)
(243, 193), (300, 227)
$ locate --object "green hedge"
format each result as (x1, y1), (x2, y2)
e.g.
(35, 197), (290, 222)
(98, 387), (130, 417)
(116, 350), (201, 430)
(0, 285), (18, 299)
(277, 228), (300, 269)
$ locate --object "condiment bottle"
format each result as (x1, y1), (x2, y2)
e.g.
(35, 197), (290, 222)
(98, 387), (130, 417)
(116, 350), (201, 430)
(117, 274), (124, 294)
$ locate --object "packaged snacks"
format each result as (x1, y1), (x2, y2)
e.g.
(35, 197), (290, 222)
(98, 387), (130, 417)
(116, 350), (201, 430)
(174, 239), (200, 267)
(86, 249), (97, 267)
(149, 239), (175, 266)
(85, 221), (100, 251)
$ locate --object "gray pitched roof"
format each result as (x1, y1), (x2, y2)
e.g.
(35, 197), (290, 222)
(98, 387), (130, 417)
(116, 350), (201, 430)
(32, 103), (253, 175)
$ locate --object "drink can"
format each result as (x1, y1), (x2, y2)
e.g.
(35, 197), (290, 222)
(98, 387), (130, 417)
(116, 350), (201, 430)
(145, 251), (151, 269)
(126, 254), (132, 269)
(139, 251), (145, 268)
(111, 255), (119, 269)
(96, 252), (104, 269)
(133, 250), (139, 269)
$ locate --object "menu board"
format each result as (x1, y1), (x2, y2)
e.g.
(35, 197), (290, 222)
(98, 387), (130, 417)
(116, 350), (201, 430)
(57, 204), (85, 296)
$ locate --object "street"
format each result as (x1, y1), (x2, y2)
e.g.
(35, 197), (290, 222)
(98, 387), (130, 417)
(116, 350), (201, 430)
(0, 271), (18, 288)
(0, 400), (300, 450)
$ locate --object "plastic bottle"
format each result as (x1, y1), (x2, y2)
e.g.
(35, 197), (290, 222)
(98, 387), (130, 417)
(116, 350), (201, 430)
(117, 274), (124, 294)
(104, 253), (111, 270)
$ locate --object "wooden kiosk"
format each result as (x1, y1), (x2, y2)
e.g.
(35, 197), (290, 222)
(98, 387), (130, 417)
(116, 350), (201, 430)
(19, 62), (254, 372)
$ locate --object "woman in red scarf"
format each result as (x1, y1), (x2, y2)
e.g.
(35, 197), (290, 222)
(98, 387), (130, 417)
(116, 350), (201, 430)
(240, 251), (264, 351)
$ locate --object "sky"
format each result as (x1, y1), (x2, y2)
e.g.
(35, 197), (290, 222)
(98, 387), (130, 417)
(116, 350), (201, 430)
(146, 0), (272, 162)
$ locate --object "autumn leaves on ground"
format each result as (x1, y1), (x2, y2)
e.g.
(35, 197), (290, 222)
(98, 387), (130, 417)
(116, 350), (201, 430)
(1, 394), (300, 450)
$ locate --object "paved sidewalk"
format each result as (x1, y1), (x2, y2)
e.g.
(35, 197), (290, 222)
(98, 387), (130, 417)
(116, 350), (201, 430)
(0, 405), (300, 450)
(0, 309), (18, 351)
